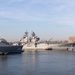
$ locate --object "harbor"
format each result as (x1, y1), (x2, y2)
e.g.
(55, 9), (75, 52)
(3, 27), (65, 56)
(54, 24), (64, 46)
(0, 0), (75, 75)
(0, 31), (75, 55)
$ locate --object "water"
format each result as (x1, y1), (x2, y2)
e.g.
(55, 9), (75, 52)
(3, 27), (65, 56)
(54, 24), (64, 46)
(0, 50), (75, 75)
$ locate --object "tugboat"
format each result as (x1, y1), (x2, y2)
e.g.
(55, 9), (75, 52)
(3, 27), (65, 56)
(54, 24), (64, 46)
(0, 38), (23, 55)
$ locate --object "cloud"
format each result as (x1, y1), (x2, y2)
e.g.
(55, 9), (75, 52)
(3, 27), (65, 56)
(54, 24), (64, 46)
(0, 10), (44, 21)
(0, 10), (75, 26)
(0, 0), (75, 26)
(56, 18), (75, 26)
(9, 0), (24, 4)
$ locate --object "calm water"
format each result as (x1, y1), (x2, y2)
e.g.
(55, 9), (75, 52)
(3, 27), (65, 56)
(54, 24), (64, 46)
(0, 50), (75, 75)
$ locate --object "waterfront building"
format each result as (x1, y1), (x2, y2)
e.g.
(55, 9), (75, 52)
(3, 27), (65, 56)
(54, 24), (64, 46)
(69, 36), (75, 43)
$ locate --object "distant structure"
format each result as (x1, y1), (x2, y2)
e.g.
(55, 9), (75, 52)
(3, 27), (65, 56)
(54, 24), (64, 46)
(20, 31), (28, 44)
(20, 31), (40, 45)
(69, 36), (75, 43)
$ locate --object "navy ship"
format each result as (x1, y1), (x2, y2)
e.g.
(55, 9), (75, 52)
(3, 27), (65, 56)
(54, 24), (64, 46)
(20, 31), (53, 50)
(20, 31), (75, 51)
(0, 38), (23, 55)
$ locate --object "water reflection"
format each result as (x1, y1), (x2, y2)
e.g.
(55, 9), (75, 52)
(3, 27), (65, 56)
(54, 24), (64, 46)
(0, 51), (75, 75)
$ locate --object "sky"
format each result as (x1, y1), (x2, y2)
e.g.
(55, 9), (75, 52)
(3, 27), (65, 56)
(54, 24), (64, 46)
(0, 0), (75, 41)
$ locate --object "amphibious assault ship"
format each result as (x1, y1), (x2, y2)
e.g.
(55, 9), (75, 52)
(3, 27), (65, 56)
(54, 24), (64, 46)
(20, 31), (51, 51)
(20, 31), (75, 51)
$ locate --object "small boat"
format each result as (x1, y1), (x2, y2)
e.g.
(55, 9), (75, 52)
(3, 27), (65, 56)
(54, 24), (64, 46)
(45, 48), (52, 50)
(0, 38), (23, 55)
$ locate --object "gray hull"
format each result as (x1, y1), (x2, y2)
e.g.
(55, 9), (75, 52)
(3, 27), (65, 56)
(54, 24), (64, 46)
(0, 45), (23, 54)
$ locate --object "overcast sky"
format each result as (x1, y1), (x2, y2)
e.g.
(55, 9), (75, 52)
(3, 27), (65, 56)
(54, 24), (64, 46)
(0, 0), (75, 41)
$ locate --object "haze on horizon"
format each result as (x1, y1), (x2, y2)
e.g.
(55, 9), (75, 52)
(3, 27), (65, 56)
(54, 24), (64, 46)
(0, 0), (75, 42)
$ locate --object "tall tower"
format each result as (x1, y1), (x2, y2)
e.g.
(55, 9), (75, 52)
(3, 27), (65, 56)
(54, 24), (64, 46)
(20, 31), (28, 44)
